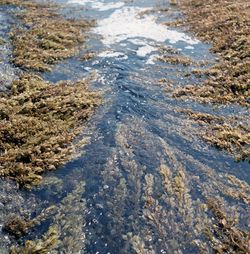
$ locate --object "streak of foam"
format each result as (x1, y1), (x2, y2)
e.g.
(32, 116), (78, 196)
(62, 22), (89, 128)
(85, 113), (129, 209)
(146, 54), (158, 65)
(137, 45), (157, 57)
(98, 50), (128, 59)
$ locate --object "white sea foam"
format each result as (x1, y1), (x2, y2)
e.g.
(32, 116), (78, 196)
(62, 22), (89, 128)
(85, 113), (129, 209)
(67, 0), (124, 11)
(68, 0), (91, 5)
(128, 39), (147, 46)
(137, 45), (157, 57)
(67, 1), (199, 64)
(94, 7), (199, 46)
(93, 2), (124, 11)
(146, 54), (158, 65)
(98, 50), (128, 59)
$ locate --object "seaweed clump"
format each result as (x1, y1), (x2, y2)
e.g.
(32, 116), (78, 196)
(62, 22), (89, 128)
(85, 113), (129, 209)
(3, 216), (32, 238)
(0, 37), (5, 45)
(158, 54), (192, 66)
(181, 109), (250, 161)
(0, 74), (101, 188)
(173, 0), (250, 106)
(203, 123), (250, 162)
(10, 225), (59, 254)
(9, 182), (86, 253)
(205, 197), (250, 254)
(2, 0), (94, 71)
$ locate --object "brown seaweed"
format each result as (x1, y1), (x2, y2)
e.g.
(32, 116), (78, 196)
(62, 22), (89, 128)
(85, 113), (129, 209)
(9, 225), (59, 254)
(171, 0), (250, 106)
(158, 55), (192, 66)
(205, 197), (250, 254)
(1, 0), (94, 71)
(180, 109), (250, 161)
(0, 74), (101, 188)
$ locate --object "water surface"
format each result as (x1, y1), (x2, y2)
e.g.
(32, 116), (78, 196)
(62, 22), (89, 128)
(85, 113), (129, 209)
(0, 0), (249, 253)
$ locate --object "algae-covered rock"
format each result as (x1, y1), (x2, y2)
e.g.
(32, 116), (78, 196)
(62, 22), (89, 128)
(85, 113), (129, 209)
(158, 54), (192, 66)
(0, 74), (101, 188)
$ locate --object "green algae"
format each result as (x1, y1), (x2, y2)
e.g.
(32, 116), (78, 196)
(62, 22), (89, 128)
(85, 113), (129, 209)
(3, 205), (58, 242)
(0, 1), (101, 188)
(0, 1), (101, 251)
(157, 138), (250, 253)
(203, 123), (250, 162)
(88, 117), (250, 252)
(79, 51), (96, 61)
(129, 234), (154, 254)
(161, 0), (250, 161)
(0, 74), (101, 188)
(160, 1), (250, 161)
(169, 0), (179, 6)
(3, 216), (32, 238)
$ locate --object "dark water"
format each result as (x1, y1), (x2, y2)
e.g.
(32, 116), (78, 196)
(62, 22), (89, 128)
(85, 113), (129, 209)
(0, 1), (249, 253)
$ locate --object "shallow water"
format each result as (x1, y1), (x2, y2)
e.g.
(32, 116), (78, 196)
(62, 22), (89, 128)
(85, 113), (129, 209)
(0, 0), (249, 253)
(0, 6), (18, 91)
